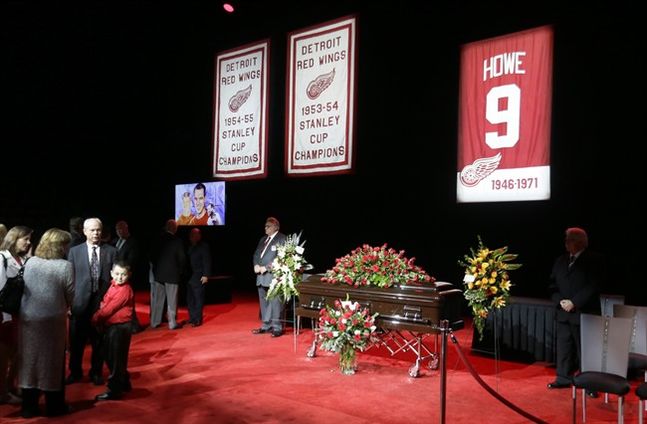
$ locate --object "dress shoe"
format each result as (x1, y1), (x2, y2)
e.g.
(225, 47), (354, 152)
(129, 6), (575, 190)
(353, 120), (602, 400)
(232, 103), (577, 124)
(95, 391), (122, 401)
(547, 380), (571, 389)
(586, 390), (599, 398)
(169, 323), (183, 330)
(271, 330), (283, 337)
(0, 392), (22, 405)
(252, 328), (270, 334)
(91, 375), (105, 386)
(65, 374), (82, 385)
(191, 321), (202, 327)
(123, 381), (132, 392)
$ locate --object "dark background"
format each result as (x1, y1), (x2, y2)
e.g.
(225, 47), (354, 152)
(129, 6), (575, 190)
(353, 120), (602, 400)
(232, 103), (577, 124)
(2, 1), (643, 301)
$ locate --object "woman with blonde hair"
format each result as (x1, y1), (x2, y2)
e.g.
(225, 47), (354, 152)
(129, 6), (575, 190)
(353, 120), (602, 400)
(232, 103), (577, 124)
(0, 225), (33, 405)
(19, 228), (74, 418)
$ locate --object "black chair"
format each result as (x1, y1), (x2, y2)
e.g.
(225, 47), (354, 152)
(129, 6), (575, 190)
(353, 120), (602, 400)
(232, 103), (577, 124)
(571, 314), (632, 423)
(637, 381), (647, 424)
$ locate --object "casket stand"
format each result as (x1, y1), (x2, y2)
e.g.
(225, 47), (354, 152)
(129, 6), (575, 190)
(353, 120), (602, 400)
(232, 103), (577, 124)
(295, 274), (464, 377)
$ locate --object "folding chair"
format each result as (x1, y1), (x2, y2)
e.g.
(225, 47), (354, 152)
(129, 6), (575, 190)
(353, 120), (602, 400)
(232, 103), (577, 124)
(571, 314), (632, 423)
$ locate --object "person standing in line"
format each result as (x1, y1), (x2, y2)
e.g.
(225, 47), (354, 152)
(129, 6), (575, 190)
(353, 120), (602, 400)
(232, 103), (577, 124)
(149, 219), (185, 330)
(68, 217), (85, 248)
(251, 217), (286, 337)
(66, 218), (117, 386)
(114, 220), (144, 333)
(19, 228), (74, 418)
(547, 227), (604, 396)
(190, 183), (209, 226)
(91, 261), (134, 401)
(186, 228), (211, 327)
(0, 226), (33, 406)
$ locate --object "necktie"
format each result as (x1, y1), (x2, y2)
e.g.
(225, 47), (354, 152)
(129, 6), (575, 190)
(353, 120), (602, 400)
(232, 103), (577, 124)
(91, 246), (99, 292)
(116, 238), (124, 251)
(568, 255), (576, 268)
(261, 236), (271, 257)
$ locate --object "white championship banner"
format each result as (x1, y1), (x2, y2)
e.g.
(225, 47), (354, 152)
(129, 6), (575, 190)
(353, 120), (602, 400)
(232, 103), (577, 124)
(457, 26), (553, 203)
(286, 16), (356, 176)
(213, 40), (269, 180)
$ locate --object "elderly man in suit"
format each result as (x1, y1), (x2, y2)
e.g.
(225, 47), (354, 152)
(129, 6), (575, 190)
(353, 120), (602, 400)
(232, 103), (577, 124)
(66, 218), (117, 385)
(547, 227), (605, 396)
(251, 217), (286, 337)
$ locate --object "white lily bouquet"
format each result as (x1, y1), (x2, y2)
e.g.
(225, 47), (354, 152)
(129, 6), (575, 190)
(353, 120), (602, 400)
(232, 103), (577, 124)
(266, 231), (309, 301)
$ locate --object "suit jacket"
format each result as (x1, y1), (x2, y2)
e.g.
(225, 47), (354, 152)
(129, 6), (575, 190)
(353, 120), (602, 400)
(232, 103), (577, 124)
(68, 242), (117, 315)
(115, 236), (145, 286)
(188, 241), (212, 285)
(151, 231), (186, 284)
(253, 232), (286, 287)
(549, 248), (605, 323)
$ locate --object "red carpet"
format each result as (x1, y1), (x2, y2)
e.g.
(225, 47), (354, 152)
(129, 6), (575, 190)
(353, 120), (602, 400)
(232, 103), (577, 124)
(1, 291), (645, 423)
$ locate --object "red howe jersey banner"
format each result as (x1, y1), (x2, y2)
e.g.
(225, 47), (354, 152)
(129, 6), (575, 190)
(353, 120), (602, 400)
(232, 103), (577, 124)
(457, 26), (553, 202)
(213, 40), (269, 180)
(286, 16), (357, 176)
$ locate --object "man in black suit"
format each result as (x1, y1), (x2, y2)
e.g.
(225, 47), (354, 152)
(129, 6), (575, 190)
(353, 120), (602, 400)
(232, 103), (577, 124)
(251, 217), (286, 337)
(67, 217), (117, 385)
(114, 220), (144, 332)
(547, 227), (605, 393)
(150, 219), (186, 330)
(186, 228), (211, 327)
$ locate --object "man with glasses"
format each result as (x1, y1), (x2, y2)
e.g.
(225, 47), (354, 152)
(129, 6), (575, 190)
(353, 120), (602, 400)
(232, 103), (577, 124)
(251, 217), (286, 337)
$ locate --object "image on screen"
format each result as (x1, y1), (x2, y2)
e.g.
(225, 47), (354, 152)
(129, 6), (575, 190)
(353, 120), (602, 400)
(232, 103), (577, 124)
(175, 181), (226, 226)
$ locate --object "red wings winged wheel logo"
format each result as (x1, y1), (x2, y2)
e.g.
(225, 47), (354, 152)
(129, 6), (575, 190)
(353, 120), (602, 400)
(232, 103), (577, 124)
(460, 153), (502, 187)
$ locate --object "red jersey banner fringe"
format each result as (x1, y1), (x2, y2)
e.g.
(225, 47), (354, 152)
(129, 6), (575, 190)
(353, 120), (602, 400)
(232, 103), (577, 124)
(286, 16), (357, 176)
(213, 40), (269, 180)
(457, 26), (553, 202)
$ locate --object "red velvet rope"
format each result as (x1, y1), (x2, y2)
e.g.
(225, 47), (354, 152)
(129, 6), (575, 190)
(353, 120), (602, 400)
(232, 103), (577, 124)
(449, 332), (548, 424)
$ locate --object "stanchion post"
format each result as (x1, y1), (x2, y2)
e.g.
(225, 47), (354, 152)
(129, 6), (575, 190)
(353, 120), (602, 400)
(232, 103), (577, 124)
(439, 319), (449, 424)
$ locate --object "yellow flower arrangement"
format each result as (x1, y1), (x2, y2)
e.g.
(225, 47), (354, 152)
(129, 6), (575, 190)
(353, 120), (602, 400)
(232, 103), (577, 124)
(458, 236), (521, 340)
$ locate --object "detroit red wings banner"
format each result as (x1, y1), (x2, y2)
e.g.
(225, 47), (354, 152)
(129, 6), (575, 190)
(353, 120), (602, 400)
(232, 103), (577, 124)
(213, 40), (269, 180)
(457, 26), (553, 202)
(286, 16), (356, 176)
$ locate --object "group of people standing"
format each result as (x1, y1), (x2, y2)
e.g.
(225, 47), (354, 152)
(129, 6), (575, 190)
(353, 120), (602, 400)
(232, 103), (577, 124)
(0, 216), (213, 418)
(149, 219), (212, 330)
(0, 219), (136, 417)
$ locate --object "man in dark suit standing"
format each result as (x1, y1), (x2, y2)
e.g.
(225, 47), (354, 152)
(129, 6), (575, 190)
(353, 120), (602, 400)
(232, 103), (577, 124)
(547, 227), (605, 392)
(186, 228), (211, 327)
(150, 219), (186, 330)
(251, 217), (286, 337)
(67, 217), (117, 385)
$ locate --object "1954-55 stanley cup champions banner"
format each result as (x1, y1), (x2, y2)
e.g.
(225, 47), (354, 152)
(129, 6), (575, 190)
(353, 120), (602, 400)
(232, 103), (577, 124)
(213, 40), (269, 180)
(286, 16), (357, 176)
(457, 26), (553, 202)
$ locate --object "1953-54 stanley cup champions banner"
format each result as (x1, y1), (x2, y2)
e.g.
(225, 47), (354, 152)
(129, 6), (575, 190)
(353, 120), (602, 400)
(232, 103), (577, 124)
(457, 26), (553, 202)
(286, 16), (357, 176)
(213, 40), (269, 180)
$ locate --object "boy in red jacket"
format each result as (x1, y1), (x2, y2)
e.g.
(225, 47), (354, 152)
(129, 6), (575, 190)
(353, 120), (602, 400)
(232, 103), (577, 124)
(91, 260), (134, 400)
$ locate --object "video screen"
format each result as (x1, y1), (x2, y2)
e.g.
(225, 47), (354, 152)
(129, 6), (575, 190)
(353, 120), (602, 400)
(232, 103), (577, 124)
(175, 182), (226, 226)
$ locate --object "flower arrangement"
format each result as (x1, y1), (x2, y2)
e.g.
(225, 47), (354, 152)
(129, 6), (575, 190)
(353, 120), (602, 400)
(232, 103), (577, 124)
(317, 296), (379, 374)
(458, 236), (522, 340)
(321, 244), (433, 288)
(265, 232), (308, 301)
